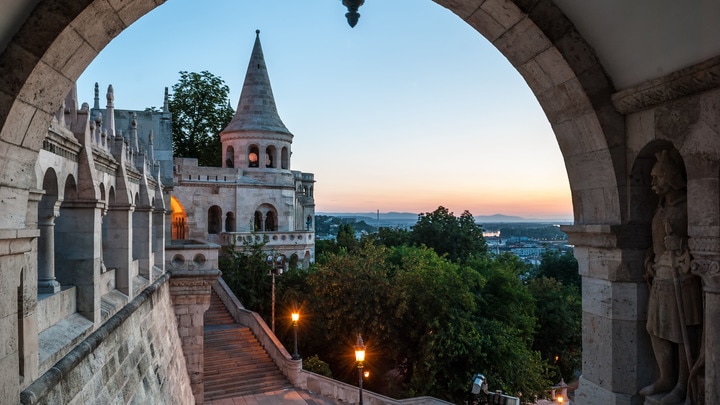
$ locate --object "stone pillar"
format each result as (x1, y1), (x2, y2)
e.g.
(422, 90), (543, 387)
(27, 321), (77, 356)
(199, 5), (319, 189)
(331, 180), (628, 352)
(562, 224), (652, 405)
(169, 268), (220, 404)
(153, 207), (166, 272)
(37, 208), (60, 294)
(133, 207), (153, 281)
(105, 204), (133, 296)
(54, 201), (104, 324)
(690, 236), (720, 405)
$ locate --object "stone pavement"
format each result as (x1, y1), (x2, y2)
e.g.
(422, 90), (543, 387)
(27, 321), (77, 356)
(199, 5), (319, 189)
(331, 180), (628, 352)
(204, 387), (343, 405)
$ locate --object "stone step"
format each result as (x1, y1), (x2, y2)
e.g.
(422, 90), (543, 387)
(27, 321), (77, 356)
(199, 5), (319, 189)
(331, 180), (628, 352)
(204, 289), (291, 401)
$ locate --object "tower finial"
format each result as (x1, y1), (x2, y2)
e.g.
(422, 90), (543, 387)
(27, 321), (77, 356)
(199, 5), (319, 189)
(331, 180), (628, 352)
(256, 29), (260, 36)
(93, 82), (100, 109)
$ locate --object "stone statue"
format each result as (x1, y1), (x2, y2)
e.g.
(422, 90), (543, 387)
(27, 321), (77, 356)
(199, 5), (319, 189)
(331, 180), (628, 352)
(639, 150), (703, 404)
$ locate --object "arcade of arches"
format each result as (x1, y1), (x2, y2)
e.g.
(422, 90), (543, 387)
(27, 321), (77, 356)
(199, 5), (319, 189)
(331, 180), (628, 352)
(2, 1), (720, 404)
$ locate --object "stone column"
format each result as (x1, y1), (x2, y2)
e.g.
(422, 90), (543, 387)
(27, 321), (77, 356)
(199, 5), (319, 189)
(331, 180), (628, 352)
(37, 208), (60, 294)
(169, 268), (220, 404)
(133, 207), (153, 281)
(153, 207), (166, 273)
(562, 224), (652, 405)
(54, 200), (104, 324)
(690, 236), (720, 405)
(105, 204), (133, 296)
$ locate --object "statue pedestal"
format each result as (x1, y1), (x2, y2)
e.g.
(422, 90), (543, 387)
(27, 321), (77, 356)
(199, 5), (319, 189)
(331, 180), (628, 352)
(644, 393), (683, 405)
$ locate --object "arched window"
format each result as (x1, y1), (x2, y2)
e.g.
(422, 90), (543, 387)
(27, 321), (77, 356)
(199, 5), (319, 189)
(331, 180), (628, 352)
(281, 147), (289, 169)
(265, 211), (276, 231)
(248, 145), (259, 168)
(171, 196), (188, 239)
(306, 215), (313, 231)
(225, 212), (235, 232)
(254, 211), (262, 231)
(225, 146), (235, 168)
(265, 145), (276, 168)
(208, 205), (222, 234)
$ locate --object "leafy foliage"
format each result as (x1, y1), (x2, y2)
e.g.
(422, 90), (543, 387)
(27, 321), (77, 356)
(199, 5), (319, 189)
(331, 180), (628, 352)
(410, 206), (487, 263)
(219, 206), (580, 403)
(168, 71), (234, 167)
(534, 249), (580, 289)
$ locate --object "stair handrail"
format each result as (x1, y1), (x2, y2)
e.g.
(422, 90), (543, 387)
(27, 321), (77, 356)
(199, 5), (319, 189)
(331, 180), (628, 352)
(212, 278), (302, 385)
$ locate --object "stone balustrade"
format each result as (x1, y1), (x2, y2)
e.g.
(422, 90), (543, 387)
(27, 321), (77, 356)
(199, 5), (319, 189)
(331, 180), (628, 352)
(221, 231), (314, 249)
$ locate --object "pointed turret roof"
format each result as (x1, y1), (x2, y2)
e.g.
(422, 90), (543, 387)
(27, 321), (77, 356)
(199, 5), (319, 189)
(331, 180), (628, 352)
(222, 30), (291, 136)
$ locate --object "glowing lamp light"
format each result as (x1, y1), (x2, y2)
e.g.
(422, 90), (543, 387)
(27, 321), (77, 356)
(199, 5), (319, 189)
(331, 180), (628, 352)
(291, 312), (299, 323)
(354, 335), (366, 364)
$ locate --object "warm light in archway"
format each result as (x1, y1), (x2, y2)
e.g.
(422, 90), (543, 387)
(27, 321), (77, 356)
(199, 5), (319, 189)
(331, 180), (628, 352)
(170, 196), (185, 216)
(170, 196), (188, 240)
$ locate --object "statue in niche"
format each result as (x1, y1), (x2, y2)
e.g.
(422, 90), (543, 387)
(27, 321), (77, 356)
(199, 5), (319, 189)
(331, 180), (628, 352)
(639, 149), (703, 404)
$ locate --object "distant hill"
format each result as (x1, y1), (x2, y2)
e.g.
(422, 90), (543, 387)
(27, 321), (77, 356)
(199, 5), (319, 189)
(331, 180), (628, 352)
(317, 212), (569, 224)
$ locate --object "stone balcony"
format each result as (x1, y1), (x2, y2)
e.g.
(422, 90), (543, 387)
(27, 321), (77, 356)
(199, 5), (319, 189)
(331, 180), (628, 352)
(221, 231), (314, 250)
(166, 239), (221, 271)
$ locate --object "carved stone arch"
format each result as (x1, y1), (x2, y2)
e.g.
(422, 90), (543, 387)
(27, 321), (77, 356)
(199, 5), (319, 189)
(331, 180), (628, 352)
(265, 145), (277, 168)
(208, 205), (222, 234)
(99, 183), (106, 207)
(108, 186), (116, 205)
(254, 203), (278, 231)
(225, 145), (235, 168)
(0, 0), (625, 226)
(281, 146), (289, 169)
(248, 145), (260, 168)
(62, 174), (78, 202)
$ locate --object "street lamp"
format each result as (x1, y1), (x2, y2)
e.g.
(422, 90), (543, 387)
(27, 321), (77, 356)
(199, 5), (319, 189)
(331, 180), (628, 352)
(266, 254), (285, 333)
(291, 311), (301, 360)
(342, 0), (365, 28)
(354, 334), (366, 405)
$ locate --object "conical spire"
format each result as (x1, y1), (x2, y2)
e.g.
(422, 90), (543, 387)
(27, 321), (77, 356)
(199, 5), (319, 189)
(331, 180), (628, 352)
(222, 30), (291, 135)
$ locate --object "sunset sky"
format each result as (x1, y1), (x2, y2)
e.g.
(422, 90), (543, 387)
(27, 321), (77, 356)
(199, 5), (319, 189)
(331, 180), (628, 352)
(76, 0), (573, 221)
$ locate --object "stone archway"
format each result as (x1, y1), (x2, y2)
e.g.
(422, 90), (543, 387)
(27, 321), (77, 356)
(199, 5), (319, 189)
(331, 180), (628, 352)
(0, 1), (631, 403)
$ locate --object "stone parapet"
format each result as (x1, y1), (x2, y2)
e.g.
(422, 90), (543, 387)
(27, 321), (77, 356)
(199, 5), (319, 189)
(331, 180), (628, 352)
(20, 273), (193, 404)
(169, 265), (221, 404)
(166, 239), (220, 272)
(222, 231), (314, 250)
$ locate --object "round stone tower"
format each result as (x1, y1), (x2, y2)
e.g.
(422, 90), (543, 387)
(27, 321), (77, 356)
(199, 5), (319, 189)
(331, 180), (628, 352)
(220, 30), (293, 175)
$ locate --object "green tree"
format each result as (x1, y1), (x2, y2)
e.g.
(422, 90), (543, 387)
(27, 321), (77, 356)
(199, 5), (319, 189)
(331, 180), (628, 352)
(528, 277), (582, 381)
(410, 206), (487, 263)
(168, 70), (234, 167)
(535, 249), (580, 289)
(219, 240), (272, 319)
(336, 223), (359, 252)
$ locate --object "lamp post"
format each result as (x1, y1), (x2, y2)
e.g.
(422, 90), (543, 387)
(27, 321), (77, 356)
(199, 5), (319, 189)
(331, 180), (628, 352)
(354, 334), (366, 405)
(266, 254), (285, 333)
(341, 0), (365, 28)
(291, 311), (301, 360)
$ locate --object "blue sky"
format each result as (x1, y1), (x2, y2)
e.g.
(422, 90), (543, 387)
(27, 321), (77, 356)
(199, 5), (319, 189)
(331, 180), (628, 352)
(77, 0), (572, 221)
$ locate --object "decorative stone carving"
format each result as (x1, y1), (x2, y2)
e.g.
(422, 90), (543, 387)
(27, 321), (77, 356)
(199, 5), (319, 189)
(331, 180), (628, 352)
(639, 149), (703, 404)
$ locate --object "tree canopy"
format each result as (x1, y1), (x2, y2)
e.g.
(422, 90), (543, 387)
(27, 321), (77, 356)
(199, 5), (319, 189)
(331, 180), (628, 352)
(168, 70), (234, 167)
(219, 206), (581, 403)
(410, 206), (487, 263)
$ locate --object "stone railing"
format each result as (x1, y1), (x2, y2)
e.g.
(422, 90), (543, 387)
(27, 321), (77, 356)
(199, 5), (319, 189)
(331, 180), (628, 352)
(212, 278), (453, 405)
(212, 278), (302, 385)
(165, 239), (221, 271)
(221, 231), (314, 249)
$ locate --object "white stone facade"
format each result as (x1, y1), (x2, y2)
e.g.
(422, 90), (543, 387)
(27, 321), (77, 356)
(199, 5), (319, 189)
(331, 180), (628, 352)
(171, 31), (316, 268)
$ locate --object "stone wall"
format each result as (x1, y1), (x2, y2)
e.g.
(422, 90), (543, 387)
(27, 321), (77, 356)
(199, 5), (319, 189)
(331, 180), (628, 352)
(20, 273), (193, 404)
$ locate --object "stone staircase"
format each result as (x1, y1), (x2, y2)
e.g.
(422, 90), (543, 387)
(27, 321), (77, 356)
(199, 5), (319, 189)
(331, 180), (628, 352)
(203, 291), (293, 401)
